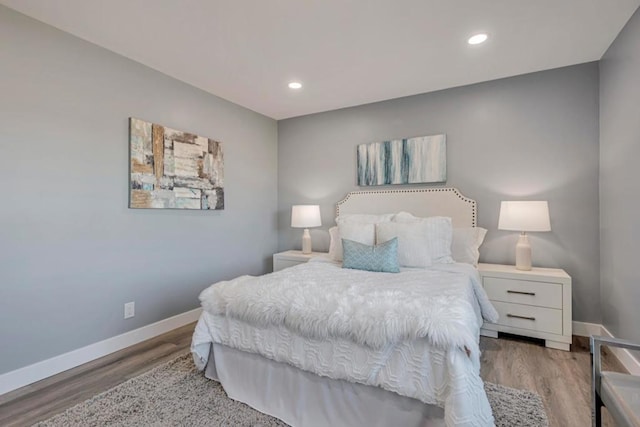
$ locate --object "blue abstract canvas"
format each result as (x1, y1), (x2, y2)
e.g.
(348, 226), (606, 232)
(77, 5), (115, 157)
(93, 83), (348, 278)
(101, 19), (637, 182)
(357, 134), (446, 186)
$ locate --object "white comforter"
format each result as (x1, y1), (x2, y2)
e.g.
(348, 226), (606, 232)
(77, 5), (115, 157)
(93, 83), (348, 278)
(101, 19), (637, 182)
(192, 262), (498, 427)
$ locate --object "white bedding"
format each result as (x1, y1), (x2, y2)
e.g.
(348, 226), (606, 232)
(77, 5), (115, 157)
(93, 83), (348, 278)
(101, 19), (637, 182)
(205, 343), (448, 427)
(192, 262), (498, 427)
(200, 262), (497, 355)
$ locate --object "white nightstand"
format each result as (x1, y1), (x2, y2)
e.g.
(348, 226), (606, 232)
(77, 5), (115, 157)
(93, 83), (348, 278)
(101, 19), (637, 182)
(273, 250), (326, 272)
(478, 263), (572, 351)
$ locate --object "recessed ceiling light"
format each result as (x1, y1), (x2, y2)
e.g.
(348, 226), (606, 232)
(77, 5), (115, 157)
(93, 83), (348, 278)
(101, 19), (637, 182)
(468, 33), (488, 45)
(288, 82), (302, 89)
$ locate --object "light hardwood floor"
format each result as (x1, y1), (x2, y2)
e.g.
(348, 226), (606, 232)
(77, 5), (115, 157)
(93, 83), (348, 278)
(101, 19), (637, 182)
(480, 334), (624, 427)
(0, 323), (194, 427)
(0, 325), (626, 427)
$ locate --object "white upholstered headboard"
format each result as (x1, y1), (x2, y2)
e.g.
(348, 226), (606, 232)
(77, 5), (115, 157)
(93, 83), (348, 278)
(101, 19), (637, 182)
(336, 188), (476, 227)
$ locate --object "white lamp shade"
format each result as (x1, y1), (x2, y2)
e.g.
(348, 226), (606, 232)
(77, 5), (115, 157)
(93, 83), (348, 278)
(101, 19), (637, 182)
(498, 201), (551, 232)
(291, 205), (322, 228)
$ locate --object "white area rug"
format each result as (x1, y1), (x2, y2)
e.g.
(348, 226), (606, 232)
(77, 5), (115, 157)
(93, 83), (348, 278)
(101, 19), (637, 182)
(36, 353), (548, 426)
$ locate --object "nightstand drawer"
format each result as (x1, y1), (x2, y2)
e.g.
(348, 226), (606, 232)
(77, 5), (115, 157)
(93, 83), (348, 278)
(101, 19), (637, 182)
(492, 301), (563, 335)
(483, 277), (562, 309)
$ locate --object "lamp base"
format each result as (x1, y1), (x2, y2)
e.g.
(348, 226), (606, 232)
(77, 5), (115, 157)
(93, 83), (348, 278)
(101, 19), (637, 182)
(301, 229), (312, 254)
(515, 232), (532, 271)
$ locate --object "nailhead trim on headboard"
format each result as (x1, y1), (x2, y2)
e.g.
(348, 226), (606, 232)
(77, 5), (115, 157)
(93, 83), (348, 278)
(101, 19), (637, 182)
(335, 187), (477, 227)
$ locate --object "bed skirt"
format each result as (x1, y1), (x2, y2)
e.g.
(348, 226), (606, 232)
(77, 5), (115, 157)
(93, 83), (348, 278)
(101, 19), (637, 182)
(203, 343), (445, 427)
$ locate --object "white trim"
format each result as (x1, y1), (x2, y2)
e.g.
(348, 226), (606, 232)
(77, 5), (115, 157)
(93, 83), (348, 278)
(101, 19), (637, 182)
(572, 321), (603, 337)
(0, 307), (202, 396)
(3, 313), (639, 395)
(600, 325), (640, 376)
(572, 321), (640, 376)
(335, 188), (477, 227)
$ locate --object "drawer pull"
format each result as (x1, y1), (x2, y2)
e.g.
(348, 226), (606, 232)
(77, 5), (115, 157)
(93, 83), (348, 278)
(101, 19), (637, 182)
(507, 313), (536, 321)
(507, 290), (536, 296)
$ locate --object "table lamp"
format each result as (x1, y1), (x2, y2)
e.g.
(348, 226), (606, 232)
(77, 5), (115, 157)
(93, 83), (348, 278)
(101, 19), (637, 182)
(291, 205), (322, 254)
(498, 201), (551, 271)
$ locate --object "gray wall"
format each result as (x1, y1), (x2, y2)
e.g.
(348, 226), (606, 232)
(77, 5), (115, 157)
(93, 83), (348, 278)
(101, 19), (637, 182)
(600, 7), (640, 346)
(0, 6), (278, 375)
(278, 63), (601, 323)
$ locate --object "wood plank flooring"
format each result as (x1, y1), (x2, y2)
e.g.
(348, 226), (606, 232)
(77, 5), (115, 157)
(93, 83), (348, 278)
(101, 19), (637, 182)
(480, 333), (625, 427)
(0, 323), (194, 427)
(0, 325), (627, 427)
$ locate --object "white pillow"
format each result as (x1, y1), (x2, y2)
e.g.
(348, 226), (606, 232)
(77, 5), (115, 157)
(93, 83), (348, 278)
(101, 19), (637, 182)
(393, 211), (422, 222)
(335, 213), (396, 225)
(452, 227), (487, 266)
(375, 222), (432, 268)
(328, 226), (340, 260)
(330, 223), (376, 261)
(392, 212), (454, 264)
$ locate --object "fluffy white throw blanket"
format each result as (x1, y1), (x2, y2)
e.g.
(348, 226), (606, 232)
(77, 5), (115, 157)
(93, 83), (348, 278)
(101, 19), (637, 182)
(200, 262), (498, 356)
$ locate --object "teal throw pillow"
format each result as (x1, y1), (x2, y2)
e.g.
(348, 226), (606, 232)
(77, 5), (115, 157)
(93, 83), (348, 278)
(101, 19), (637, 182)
(342, 237), (400, 273)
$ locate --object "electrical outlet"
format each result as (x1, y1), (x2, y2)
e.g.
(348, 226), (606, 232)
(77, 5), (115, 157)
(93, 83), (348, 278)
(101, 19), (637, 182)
(124, 301), (135, 319)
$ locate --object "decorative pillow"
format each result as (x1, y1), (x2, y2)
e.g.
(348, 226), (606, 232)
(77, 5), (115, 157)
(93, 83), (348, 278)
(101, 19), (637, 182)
(330, 222), (376, 261)
(452, 227), (487, 266)
(392, 212), (454, 264)
(376, 222), (433, 268)
(335, 213), (396, 225)
(342, 238), (400, 273)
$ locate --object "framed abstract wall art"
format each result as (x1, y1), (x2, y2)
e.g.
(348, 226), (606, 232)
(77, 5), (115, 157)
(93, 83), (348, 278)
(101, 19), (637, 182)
(357, 134), (446, 186)
(129, 118), (224, 209)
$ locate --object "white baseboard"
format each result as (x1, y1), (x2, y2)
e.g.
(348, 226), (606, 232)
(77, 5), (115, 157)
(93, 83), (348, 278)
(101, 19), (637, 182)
(572, 321), (640, 376)
(599, 325), (640, 376)
(2, 314), (638, 395)
(0, 307), (202, 396)
(572, 321), (603, 337)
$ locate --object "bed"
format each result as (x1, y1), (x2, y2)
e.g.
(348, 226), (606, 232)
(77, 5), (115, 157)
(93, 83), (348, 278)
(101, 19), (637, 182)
(191, 188), (498, 427)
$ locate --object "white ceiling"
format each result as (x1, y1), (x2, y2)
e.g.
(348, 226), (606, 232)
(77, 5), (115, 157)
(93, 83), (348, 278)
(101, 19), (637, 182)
(2, 0), (639, 119)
